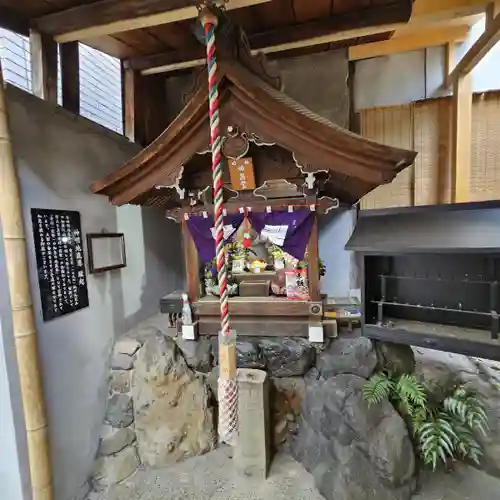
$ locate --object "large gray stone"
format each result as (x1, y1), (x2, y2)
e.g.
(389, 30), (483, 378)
(93, 445), (139, 486)
(114, 337), (141, 357)
(98, 426), (136, 456)
(110, 353), (134, 371)
(374, 341), (415, 375)
(105, 394), (134, 428)
(212, 339), (265, 369)
(317, 337), (377, 380)
(132, 333), (216, 467)
(108, 370), (131, 394)
(292, 374), (415, 500)
(212, 338), (314, 376)
(260, 338), (316, 377)
(176, 336), (212, 373)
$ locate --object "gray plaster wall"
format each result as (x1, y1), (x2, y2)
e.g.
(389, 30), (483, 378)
(274, 50), (350, 128)
(354, 17), (500, 111)
(4, 85), (183, 500)
(0, 222), (32, 500)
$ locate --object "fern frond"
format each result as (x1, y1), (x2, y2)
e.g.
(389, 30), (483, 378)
(453, 423), (483, 465)
(396, 374), (427, 408)
(363, 373), (395, 407)
(445, 386), (489, 434)
(418, 416), (457, 470)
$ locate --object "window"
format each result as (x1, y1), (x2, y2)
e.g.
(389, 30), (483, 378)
(0, 28), (123, 134)
(0, 28), (32, 93)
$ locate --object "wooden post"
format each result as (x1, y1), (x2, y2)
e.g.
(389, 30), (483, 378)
(61, 42), (80, 115)
(451, 72), (472, 203)
(122, 64), (145, 145)
(181, 221), (200, 302)
(307, 215), (320, 302)
(0, 62), (53, 500)
(29, 30), (57, 104)
(142, 74), (169, 145)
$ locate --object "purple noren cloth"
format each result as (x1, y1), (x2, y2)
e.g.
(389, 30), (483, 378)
(248, 209), (314, 259)
(187, 214), (244, 263)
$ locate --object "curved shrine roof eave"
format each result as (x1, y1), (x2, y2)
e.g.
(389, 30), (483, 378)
(90, 60), (417, 206)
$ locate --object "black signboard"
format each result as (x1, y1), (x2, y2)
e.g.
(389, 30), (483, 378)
(31, 209), (89, 321)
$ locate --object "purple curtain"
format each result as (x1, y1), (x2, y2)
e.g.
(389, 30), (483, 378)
(249, 209), (314, 259)
(187, 214), (244, 263)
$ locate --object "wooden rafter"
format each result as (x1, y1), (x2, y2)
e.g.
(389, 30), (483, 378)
(34, 0), (271, 43)
(125, 2), (412, 73)
(446, 4), (500, 87)
(0, 5), (29, 36)
(348, 24), (469, 60)
(124, 0), (489, 75)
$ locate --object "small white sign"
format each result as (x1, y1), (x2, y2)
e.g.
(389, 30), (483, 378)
(261, 224), (288, 246)
(210, 225), (237, 240)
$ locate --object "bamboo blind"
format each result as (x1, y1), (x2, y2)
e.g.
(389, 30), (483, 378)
(360, 105), (414, 209)
(359, 91), (500, 209)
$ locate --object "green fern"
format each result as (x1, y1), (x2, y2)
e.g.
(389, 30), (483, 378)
(363, 372), (489, 471)
(362, 373), (395, 406)
(418, 414), (457, 470)
(396, 374), (427, 408)
(453, 421), (483, 464)
(444, 387), (489, 436)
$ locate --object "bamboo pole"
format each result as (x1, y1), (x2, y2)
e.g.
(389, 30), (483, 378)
(0, 60), (53, 500)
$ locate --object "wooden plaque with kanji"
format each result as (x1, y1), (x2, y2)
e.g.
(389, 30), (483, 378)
(228, 157), (256, 190)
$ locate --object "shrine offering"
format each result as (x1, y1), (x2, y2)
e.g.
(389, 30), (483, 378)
(31, 208), (89, 321)
(285, 269), (309, 300)
(250, 259), (267, 274)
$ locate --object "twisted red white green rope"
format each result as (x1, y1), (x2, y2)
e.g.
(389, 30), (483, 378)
(202, 6), (238, 445)
(204, 16), (230, 339)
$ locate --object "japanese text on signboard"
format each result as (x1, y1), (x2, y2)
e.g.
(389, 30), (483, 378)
(31, 209), (89, 321)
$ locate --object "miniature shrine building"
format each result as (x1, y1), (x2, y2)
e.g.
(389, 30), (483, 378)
(91, 25), (416, 338)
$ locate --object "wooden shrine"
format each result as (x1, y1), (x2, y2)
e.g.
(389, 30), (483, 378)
(91, 16), (417, 339)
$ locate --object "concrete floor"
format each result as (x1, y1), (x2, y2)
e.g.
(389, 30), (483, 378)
(87, 448), (500, 500)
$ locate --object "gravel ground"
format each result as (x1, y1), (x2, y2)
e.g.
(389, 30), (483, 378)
(86, 447), (500, 500)
(86, 448), (323, 500)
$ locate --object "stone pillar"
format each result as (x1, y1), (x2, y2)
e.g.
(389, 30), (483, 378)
(234, 369), (270, 478)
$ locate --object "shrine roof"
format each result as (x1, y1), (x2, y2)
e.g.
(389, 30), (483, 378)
(90, 57), (417, 207)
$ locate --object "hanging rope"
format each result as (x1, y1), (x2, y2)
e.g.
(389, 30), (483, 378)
(200, 4), (238, 445)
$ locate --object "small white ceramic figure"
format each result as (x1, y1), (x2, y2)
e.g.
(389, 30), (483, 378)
(181, 293), (193, 325)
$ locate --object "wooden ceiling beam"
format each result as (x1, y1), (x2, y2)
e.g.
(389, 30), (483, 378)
(0, 6), (30, 36)
(127, 0), (490, 75)
(34, 0), (271, 43)
(125, 2), (413, 73)
(446, 4), (500, 87)
(348, 24), (469, 60)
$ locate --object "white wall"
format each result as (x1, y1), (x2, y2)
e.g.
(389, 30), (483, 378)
(354, 15), (500, 110)
(5, 85), (183, 500)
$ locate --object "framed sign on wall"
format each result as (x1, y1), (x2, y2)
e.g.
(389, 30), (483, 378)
(31, 208), (89, 321)
(86, 232), (126, 274)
